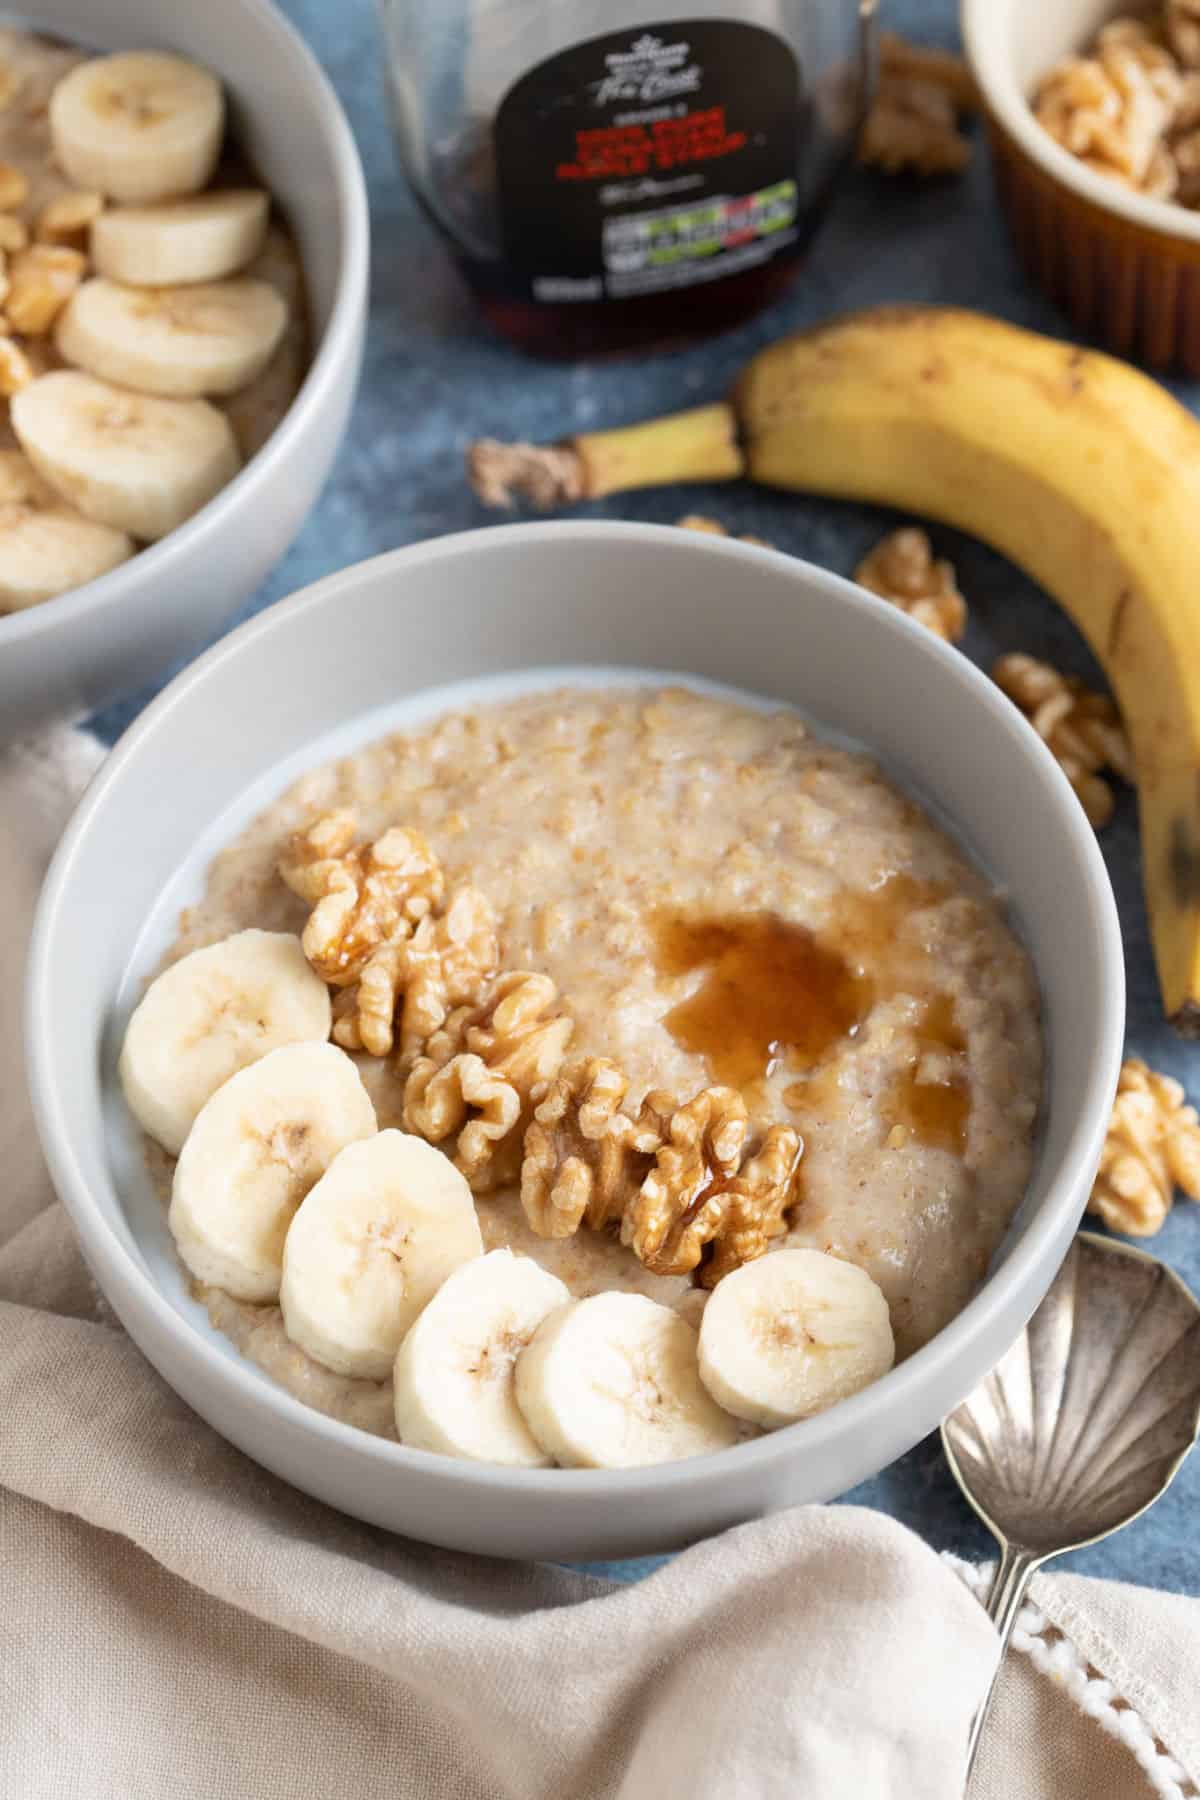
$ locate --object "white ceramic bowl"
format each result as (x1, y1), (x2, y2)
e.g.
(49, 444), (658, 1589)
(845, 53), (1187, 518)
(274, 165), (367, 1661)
(963, 0), (1200, 371)
(26, 523), (1125, 1561)
(0, 0), (368, 736)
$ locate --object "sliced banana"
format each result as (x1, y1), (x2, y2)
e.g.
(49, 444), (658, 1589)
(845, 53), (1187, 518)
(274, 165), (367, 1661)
(90, 189), (270, 288)
(514, 1292), (740, 1469)
(56, 276), (287, 399)
(393, 1250), (569, 1466)
(119, 928), (332, 1155)
(698, 1249), (895, 1429)
(280, 1131), (484, 1380)
(11, 369), (241, 541)
(49, 51), (224, 204)
(169, 1043), (377, 1303)
(0, 446), (131, 610)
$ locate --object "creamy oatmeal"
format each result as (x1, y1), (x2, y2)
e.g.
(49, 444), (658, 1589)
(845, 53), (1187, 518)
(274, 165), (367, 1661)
(147, 686), (1043, 1440)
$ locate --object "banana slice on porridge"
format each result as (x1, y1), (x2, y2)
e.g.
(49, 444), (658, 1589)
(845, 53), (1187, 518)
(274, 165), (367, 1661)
(49, 50), (224, 202)
(11, 370), (241, 540)
(90, 189), (270, 287)
(394, 1250), (569, 1466)
(515, 1291), (740, 1469)
(170, 1042), (377, 1302)
(280, 1131), (485, 1381)
(0, 446), (131, 610)
(698, 1249), (895, 1429)
(56, 276), (287, 399)
(119, 928), (332, 1155)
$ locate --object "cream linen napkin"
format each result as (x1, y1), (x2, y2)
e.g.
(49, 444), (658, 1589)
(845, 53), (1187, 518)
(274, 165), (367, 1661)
(2, 732), (1199, 1800)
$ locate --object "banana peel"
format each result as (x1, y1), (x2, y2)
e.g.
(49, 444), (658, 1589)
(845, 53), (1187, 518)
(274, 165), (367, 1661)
(467, 305), (1200, 1033)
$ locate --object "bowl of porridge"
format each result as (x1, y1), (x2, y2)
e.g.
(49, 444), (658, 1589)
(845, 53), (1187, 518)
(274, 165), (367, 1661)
(0, 0), (368, 735)
(965, 0), (1200, 372)
(26, 522), (1124, 1559)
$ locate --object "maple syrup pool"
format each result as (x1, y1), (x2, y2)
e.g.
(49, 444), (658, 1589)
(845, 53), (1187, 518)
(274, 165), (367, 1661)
(157, 684), (1042, 1434)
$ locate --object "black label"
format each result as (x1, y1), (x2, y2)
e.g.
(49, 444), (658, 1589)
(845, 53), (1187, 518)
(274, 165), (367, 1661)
(493, 20), (802, 305)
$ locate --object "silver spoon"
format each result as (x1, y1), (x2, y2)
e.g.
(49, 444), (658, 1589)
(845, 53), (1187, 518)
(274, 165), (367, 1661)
(941, 1230), (1200, 1788)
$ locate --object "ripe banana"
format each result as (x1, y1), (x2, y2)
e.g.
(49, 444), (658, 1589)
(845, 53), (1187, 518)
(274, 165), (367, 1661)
(393, 1249), (569, 1465)
(56, 277), (287, 399)
(0, 447), (131, 610)
(169, 1042), (377, 1302)
(468, 304), (1200, 1031)
(49, 51), (224, 203)
(698, 1249), (894, 1429)
(280, 1130), (484, 1380)
(12, 369), (241, 541)
(514, 1291), (740, 1468)
(90, 189), (270, 288)
(119, 928), (331, 1154)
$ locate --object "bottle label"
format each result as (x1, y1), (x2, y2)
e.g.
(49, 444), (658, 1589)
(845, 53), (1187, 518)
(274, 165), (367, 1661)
(493, 21), (801, 304)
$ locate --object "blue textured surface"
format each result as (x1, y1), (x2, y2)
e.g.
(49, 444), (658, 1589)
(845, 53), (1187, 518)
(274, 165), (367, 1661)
(89, 0), (1200, 1593)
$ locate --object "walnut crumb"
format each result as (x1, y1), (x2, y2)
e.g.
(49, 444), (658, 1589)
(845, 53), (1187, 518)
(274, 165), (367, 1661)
(0, 332), (32, 395)
(1088, 1057), (1200, 1235)
(0, 215), (27, 253)
(0, 162), (27, 212)
(35, 189), (103, 246)
(992, 653), (1134, 829)
(6, 243), (85, 336)
(854, 528), (967, 642)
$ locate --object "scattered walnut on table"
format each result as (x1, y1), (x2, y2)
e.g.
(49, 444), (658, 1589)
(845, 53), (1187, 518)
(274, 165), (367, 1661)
(1088, 1057), (1200, 1235)
(992, 652), (1134, 829)
(675, 513), (771, 548)
(854, 527), (967, 642)
(859, 36), (976, 178)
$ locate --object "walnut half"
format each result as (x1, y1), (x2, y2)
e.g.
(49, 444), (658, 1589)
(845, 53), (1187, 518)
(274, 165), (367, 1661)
(1088, 1056), (1200, 1235)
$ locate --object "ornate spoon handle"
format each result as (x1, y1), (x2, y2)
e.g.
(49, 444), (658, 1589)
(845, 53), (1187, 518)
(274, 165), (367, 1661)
(965, 1544), (1046, 1788)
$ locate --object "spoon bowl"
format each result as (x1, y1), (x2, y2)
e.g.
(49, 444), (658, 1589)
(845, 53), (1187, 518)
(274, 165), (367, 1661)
(942, 1231), (1200, 1783)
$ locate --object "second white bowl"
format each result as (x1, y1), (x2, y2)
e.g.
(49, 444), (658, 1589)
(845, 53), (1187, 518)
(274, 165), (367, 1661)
(0, 0), (369, 736)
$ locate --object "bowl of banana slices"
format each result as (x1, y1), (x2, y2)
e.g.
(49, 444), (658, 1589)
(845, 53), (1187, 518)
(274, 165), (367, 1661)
(26, 524), (1125, 1560)
(0, 0), (367, 736)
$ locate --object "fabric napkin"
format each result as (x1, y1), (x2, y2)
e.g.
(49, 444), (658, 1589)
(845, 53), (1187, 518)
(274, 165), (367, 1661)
(2, 732), (1198, 1800)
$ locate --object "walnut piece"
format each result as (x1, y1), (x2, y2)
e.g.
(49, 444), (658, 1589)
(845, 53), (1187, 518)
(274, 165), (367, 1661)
(279, 811), (446, 986)
(0, 215), (27, 253)
(700, 1126), (804, 1287)
(992, 653), (1134, 829)
(878, 32), (980, 111)
(860, 72), (971, 176)
(1088, 1057), (1200, 1235)
(854, 527), (967, 642)
(344, 883), (500, 1062)
(522, 1060), (663, 1237)
(404, 971), (573, 1190)
(621, 1086), (749, 1276)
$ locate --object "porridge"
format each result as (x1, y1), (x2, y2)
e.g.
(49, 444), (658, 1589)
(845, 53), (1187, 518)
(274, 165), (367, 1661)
(123, 686), (1043, 1466)
(0, 32), (308, 613)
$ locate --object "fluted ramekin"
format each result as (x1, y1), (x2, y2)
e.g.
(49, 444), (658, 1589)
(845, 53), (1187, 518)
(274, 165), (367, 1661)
(963, 0), (1200, 372)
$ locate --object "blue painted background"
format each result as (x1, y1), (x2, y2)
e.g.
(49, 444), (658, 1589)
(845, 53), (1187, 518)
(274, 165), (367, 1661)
(91, 0), (1200, 1593)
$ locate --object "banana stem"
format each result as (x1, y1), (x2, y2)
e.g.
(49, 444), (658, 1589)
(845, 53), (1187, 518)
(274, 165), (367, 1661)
(467, 403), (744, 510)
